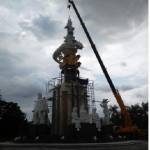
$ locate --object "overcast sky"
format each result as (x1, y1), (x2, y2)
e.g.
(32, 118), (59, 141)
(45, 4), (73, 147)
(0, 0), (148, 120)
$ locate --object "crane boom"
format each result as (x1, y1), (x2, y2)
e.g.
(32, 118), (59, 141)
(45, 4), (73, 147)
(68, 0), (125, 111)
(68, 0), (138, 133)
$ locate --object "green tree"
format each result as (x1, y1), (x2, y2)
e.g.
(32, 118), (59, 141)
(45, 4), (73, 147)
(128, 102), (148, 130)
(109, 105), (122, 126)
(109, 102), (148, 131)
(0, 100), (27, 140)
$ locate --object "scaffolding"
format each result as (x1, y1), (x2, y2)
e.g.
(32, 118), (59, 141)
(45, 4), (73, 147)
(87, 80), (96, 112)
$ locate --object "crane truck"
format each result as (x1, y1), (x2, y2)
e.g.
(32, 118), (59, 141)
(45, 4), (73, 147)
(68, 0), (141, 137)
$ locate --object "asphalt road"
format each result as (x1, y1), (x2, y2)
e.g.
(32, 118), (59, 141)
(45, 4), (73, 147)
(0, 140), (148, 150)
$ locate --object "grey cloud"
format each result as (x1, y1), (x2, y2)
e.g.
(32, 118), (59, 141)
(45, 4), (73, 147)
(0, 30), (57, 105)
(0, 32), (14, 39)
(0, 71), (46, 113)
(120, 62), (127, 67)
(0, 0), (26, 10)
(95, 86), (110, 93)
(135, 88), (148, 99)
(0, 48), (37, 78)
(0, 49), (21, 77)
(95, 84), (136, 92)
(80, 66), (91, 72)
(0, 37), (49, 107)
(79, 0), (147, 28)
(136, 93), (144, 98)
(0, 0), (147, 119)
(19, 15), (61, 40)
(75, 0), (148, 43)
(7, 81), (43, 99)
(119, 85), (135, 91)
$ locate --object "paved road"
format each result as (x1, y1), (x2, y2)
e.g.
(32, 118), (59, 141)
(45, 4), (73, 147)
(0, 140), (148, 150)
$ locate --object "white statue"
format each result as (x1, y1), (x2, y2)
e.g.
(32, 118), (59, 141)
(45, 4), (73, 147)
(91, 108), (101, 131)
(32, 93), (50, 125)
(100, 99), (110, 125)
(80, 105), (91, 123)
(72, 107), (81, 131)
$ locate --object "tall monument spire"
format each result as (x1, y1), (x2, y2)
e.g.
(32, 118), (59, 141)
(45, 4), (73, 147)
(51, 18), (100, 137)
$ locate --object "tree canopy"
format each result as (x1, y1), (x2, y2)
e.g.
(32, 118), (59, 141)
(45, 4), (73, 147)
(109, 102), (148, 130)
(0, 100), (27, 140)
